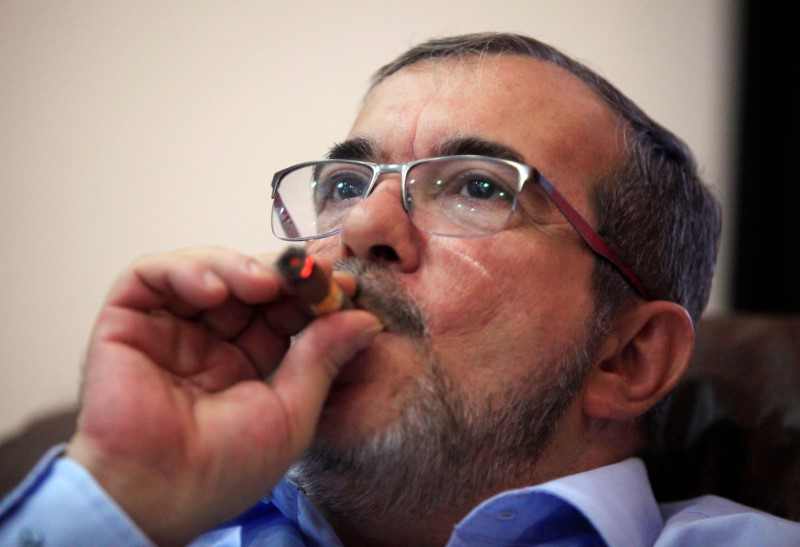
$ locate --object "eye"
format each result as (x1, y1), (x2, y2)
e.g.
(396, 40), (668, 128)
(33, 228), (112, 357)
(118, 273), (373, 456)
(333, 178), (365, 200)
(450, 170), (514, 203)
(314, 168), (371, 208)
(460, 178), (511, 201)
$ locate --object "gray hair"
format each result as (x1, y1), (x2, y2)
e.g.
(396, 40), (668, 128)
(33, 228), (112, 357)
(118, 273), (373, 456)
(372, 32), (721, 326)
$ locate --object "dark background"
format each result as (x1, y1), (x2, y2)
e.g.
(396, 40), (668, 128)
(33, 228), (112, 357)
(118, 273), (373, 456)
(733, 4), (800, 312)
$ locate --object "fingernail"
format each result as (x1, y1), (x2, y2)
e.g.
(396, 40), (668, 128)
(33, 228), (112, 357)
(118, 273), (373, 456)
(248, 259), (269, 276)
(355, 322), (384, 350)
(203, 270), (225, 290)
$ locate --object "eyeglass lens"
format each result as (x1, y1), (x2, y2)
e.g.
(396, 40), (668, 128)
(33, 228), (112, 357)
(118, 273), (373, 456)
(272, 157), (521, 240)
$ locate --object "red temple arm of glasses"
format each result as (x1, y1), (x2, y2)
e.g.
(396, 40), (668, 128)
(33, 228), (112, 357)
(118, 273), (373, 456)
(538, 175), (652, 300)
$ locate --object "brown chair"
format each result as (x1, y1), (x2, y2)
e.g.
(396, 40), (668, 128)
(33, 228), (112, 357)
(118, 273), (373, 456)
(0, 405), (78, 498)
(645, 314), (800, 521)
(2, 314), (799, 521)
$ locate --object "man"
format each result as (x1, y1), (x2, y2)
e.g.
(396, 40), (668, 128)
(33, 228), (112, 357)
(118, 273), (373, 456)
(2, 32), (798, 545)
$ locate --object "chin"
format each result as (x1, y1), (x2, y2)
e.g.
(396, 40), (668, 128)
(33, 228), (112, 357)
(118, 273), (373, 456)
(315, 334), (426, 444)
(315, 378), (407, 449)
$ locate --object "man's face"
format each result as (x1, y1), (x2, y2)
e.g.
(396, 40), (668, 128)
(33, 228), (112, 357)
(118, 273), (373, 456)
(304, 55), (622, 462)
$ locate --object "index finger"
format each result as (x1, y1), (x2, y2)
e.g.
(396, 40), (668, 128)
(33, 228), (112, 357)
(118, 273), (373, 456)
(107, 247), (284, 316)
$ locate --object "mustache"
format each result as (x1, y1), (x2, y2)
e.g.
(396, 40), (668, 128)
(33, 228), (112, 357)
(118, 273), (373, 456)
(334, 258), (428, 339)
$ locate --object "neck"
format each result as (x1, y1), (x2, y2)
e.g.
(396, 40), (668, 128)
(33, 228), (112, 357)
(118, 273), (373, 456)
(298, 450), (558, 546)
(297, 382), (639, 544)
(313, 457), (570, 546)
(329, 504), (469, 547)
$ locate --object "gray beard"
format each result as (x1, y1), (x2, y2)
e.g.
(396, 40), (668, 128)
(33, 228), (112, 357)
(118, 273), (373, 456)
(292, 258), (604, 521)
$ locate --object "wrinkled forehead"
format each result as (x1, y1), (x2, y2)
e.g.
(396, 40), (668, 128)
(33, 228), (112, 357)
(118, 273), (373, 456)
(349, 55), (625, 217)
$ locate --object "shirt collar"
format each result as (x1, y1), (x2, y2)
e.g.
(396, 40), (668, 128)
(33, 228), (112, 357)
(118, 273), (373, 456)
(268, 458), (662, 546)
(455, 457), (662, 547)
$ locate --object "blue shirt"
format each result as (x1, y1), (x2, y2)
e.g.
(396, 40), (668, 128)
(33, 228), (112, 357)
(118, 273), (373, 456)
(1, 446), (799, 546)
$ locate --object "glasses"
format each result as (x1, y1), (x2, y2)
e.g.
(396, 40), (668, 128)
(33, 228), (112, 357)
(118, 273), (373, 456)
(270, 155), (650, 298)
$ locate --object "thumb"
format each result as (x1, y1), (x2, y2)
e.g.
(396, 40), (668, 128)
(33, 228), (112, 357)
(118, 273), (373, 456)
(270, 310), (383, 444)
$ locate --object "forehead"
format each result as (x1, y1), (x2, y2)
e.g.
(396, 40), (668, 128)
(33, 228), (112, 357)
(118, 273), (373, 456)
(350, 55), (624, 210)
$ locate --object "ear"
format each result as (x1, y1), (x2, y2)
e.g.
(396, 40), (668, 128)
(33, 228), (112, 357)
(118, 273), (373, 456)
(582, 301), (695, 421)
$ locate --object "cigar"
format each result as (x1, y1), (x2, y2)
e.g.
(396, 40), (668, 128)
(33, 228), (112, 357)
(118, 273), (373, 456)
(276, 247), (354, 315)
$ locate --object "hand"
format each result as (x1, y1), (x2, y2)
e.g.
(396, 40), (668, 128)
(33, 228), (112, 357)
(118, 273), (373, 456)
(66, 247), (381, 545)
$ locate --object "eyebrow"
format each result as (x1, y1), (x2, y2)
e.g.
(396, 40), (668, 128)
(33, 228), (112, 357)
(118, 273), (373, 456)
(440, 137), (554, 212)
(327, 137), (380, 162)
(435, 136), (527, 164)
(326, 135), (528, 165)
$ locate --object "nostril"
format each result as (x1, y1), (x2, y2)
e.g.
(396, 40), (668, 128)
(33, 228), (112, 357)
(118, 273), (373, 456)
(369, 245), (400, 262)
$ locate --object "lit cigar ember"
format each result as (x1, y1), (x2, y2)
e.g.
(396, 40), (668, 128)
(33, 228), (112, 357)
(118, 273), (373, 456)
(276, 247), (354, 315)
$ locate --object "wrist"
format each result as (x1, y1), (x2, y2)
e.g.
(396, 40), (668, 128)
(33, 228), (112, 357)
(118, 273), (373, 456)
(66, 435), (204, 546)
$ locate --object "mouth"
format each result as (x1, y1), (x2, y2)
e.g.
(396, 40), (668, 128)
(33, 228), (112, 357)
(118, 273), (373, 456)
(322, 259), (429, 404)
(335, 259), (428, 339)
(350, 296), (400, 335)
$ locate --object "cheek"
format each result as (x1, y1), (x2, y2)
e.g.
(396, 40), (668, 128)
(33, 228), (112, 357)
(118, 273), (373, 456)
(418, 238), (595, 365)
(416, 239), (542, 348)
(305, 237), (339, 258)
(417, 240), (502, 332)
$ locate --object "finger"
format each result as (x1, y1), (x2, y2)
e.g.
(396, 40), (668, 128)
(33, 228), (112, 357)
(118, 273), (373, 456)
(230, 316), (291, 379)
(201, 250), (283, 304)
(93, 305), (256, 382)
(223, 298), (315, 379)
(198, 298), (256, 341)
(108, 248), (282, 316)
(270, 310), (383, 442)
(332, 271), (358, 299)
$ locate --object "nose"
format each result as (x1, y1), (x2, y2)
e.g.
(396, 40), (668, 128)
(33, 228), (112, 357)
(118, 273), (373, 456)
(338, 177), (423, 272)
